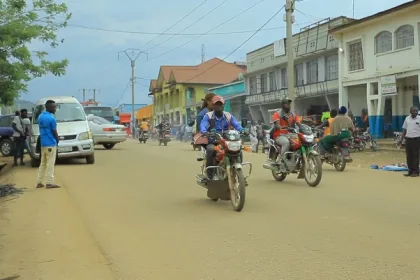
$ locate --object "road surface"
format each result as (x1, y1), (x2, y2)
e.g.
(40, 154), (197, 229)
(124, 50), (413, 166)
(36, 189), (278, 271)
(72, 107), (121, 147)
(1, 140), (420, 280)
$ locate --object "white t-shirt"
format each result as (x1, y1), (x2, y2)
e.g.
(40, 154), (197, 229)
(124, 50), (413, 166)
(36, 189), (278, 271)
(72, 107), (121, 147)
(12, 116), (23, 137)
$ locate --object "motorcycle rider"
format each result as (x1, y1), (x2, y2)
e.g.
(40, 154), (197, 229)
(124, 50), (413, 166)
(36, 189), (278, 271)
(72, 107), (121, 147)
(269, 99), (301, 165)
(156, 116), (170, 138)
(200, 96), (244, 179)
(319, 106), (355, 156)
(140, 118), (149, 134)
(317, 109), (338, 136)
(196, 92), (216, 132)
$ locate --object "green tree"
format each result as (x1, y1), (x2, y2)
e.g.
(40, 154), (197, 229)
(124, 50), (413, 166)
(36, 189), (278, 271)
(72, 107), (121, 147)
(0, 0), (71, 105)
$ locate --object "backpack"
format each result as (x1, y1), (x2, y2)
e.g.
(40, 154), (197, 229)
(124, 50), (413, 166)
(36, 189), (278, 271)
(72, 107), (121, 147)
(205, 111), (232, 129)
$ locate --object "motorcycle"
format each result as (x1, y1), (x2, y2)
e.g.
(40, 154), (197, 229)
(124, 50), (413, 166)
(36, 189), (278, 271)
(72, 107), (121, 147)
(195, 119), (252, 212)
(138, 130), (149, 143)
(394, 131), (405, 149)
(262, 123), (322, 187)
(350, 131), (379, 152)
(158, 130), (171, 146)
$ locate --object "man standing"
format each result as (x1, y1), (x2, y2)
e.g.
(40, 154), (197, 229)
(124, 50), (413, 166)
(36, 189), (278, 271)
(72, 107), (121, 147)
(36, 100), (60, 189)
(250, 121), (258, 153)
(399, 106), (420, 177)
(11, 110), (26, 166)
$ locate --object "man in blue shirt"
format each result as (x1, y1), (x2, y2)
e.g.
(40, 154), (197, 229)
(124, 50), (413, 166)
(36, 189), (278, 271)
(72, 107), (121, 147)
(200, 96), (243, 178)
(36, 100), (60, 189)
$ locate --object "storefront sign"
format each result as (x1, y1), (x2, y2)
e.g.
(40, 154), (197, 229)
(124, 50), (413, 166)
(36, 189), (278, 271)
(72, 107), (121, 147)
(380, 75), (397, 96)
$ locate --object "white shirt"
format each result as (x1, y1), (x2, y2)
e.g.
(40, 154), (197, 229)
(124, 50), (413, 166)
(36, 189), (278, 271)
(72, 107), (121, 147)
(12, 116), (23, 137)
(402, 114), (420, 138)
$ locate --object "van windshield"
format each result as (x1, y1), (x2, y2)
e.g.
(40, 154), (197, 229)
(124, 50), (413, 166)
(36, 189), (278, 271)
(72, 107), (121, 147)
(33, 103), (86, 124)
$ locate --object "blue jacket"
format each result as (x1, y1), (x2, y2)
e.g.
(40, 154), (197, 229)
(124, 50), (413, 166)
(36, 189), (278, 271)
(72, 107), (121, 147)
(196, 108), (208, 131)
(200, 112), (242, 134)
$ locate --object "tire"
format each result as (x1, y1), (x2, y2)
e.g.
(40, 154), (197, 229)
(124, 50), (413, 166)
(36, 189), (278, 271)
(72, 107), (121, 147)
(144, 139), (147, 143)
(230, 169), (246, 212)
(304, 154), (322, 187)
(272, 171), (287, 181)
(211, 198), (218, 202)
(86, 154), (95, 164)
(31, 157), (40, 167)
(370, 140), (379, 151)
(138, 138), (142, 143)
(159, 141), (162, 146)
(103, 144), (115, 149)
(333, 153), (346, 172)
(0, 139), (13, 157)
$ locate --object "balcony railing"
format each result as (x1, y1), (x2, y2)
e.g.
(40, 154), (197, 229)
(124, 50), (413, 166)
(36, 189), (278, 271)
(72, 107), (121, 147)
(245, 89), (288, 105)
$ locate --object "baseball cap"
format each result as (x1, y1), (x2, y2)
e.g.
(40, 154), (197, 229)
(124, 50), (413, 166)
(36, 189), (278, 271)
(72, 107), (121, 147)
(281, 99), (292, 104)
(212, 95), (225, 104)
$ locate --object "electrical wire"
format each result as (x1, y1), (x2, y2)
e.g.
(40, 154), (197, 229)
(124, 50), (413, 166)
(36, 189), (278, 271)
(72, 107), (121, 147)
(181, 5), (285, 84)
(139, 0), (208, 49)
(148, 0), (266, 61)
(145, 0), (229, 52)
(295, 8), (325, 21)
(114, 79), (131, 107)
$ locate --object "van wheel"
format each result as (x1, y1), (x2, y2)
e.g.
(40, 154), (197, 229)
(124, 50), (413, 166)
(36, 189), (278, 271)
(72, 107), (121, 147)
(86, 154), (95, 164)
(0, 139), (12, 157)
(103, 144), (115, 149)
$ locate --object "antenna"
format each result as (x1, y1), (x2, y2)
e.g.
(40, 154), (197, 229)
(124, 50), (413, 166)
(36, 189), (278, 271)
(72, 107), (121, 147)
(201, 44), (205, 63)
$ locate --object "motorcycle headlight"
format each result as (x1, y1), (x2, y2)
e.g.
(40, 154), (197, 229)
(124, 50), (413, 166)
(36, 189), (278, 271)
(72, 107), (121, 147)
(226, 141), (241, 151)
(79, 131), (92, 140)
(303, 134), (314, 143)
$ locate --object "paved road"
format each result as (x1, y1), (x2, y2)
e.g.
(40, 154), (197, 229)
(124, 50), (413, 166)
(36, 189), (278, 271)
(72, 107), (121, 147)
(1, 140), (420, 279)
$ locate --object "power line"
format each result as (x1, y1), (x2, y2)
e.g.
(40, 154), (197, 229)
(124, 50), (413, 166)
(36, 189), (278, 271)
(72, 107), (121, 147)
(148, 0), (267, 61)
(295, 8), (324, 21)
(114, 79), (131, 107)
(145, 0), (229, 52)
(139, 0), (208, 50)
(181, 5), (285, 84)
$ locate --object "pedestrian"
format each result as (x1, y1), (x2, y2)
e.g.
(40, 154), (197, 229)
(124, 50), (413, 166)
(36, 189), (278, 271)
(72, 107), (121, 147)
(250, 121), (258, 153)
(399, 106), (420, 177)
(11, 110), (26, 166)
(36, 100), (60, 189)
(255, 120), (265, 153)
(21, 110), (31, 155)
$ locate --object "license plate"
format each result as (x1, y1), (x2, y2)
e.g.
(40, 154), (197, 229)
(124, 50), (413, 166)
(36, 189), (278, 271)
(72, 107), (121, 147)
(58, 146), (72, 153)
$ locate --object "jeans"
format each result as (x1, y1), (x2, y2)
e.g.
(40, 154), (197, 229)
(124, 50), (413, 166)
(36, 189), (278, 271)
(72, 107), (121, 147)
(320, 130), (352, 153)
(275, 135), (290, 156)
(13, 137), (25, 163)
(37, 146), (57, 185)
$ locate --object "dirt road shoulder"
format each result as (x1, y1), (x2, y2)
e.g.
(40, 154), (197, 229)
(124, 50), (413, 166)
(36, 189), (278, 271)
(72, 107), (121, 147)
(0, 167), (114, 280)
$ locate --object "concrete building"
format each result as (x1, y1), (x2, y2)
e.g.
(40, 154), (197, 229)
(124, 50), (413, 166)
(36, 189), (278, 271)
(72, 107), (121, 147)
(208, 78), (249, 120)
(245, 17), (353, 123)
(149, 58), (246, 125)
(331, 0), (420, 138)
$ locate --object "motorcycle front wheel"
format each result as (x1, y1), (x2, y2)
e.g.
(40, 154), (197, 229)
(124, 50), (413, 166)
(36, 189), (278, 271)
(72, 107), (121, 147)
(231, 169), (246, 212)
(304, 154), (322, 187)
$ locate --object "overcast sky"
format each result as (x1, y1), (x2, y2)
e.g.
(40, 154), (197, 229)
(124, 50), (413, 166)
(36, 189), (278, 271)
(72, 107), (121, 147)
(24, 0), (408, 107)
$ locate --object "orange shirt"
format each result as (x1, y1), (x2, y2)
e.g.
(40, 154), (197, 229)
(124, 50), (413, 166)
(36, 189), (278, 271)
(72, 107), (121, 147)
(324, 118), (334, 136)
(271, 110), (300, 139)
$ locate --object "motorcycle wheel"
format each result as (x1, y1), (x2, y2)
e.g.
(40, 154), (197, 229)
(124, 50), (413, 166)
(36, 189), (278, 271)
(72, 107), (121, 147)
(164, 141), (167, 146)
(304, 154), (322, 187)
(159, 140), (162, 146)
(333, 153), (346, 172)
(144, 139), (147, 144)
(272, 171), (287, 181)
(370, 140), (379, 151)
(230, 169), (246, 212)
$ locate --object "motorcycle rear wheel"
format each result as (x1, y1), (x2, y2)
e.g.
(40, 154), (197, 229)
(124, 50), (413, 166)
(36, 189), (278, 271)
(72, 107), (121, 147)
(231, 169), (246, 212)
(272, 171), (287, 181)
(333, 153), (346, 171)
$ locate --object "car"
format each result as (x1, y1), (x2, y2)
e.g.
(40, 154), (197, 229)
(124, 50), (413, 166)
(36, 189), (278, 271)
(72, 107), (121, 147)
(30, 96), (95, 167)
(87, 115), (128, 149)
(0, 115), (15, 156)
(83, 106), (114, 122)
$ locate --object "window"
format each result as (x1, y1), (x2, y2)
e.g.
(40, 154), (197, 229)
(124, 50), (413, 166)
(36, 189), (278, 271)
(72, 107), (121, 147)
(249, 77), (257, 94)
(295, 64), (304, 86)
(375, 31), (392, 54)
(88, 115), (112, 125)
(260, 73), (268, 93)
(33, 103), (86, 124)
(84, 106), (114, 121)
(269, 71), (277, 91)
(325, 54), (338, 80)
(281, 68), (287, 88)
(306, 60), (318, 84)
(0, 116), (13, 127)
(348, 41), (364, 71)
(395, 25), (414, 49)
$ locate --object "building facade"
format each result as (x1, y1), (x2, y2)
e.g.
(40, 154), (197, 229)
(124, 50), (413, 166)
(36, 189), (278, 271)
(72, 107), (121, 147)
(245, 17), (353, 123)
(208, 79), (249, 120)
(150, 58), (246, 125)
(332, 0), (420, 138)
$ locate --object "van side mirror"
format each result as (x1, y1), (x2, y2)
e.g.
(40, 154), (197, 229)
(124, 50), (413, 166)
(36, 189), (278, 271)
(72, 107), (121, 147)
(241, 118), (248, 127)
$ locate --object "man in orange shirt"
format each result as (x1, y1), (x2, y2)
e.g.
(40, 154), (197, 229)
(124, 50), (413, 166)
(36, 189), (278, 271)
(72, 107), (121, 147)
(270, 99), (300, 159)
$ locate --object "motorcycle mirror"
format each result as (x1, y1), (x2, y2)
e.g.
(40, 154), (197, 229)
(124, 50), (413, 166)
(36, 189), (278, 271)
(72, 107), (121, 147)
(241, 118), (248, 127)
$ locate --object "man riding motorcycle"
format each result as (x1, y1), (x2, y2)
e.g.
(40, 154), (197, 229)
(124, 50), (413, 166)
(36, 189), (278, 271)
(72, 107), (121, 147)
(269, 99), (301, 165)
(200, 96), (244, 179)
(317, 109), (338, 136)
(140, 118), (149, 133)
(156, 117), (171, 138)
(319, 106), (355, 156)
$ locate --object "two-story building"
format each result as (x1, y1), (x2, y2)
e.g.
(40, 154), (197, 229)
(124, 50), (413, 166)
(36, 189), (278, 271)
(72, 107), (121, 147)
(149, 58), (246, 125)
(245, 16), (354, 123)
(331, 0), (420, 138)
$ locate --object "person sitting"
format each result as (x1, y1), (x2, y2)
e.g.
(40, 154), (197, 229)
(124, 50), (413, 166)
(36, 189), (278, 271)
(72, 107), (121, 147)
(156, 117), (170, 137)
(317, 109), (338, 137)
(140, 118), (149, 133)
(200, 96), (243, 179)
(320, 106), (355, 156)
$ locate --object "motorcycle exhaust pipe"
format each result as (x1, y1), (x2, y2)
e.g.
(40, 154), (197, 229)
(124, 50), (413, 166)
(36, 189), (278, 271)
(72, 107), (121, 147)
(263, 163), (278, 171)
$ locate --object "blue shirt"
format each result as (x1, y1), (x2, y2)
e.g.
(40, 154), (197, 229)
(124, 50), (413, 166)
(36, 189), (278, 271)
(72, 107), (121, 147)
(38, 111), (57, 147)
(196, 108), (208, 131)
(200, 112), (242, 134)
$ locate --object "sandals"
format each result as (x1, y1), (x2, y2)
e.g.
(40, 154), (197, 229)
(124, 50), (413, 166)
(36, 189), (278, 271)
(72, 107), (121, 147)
(46, 184), (61, 189)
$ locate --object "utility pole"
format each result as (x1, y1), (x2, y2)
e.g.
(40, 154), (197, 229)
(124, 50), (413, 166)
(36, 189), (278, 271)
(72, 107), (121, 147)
(118, 48), (148, 138)
(89, 89), (100, 102)
(78, 88), (86, 102)
(285, 0), (296, 111)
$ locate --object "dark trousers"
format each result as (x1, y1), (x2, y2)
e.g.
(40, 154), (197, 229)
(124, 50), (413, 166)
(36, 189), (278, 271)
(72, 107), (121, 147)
(405, 137), (420, 174)
(256, 136), (265, 153)
(13, 137), (25, 162)
(206, 144), (216, 178)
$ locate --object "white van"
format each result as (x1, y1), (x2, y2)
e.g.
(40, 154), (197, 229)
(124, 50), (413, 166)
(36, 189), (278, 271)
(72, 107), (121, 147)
(30, 96), (95, 167)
